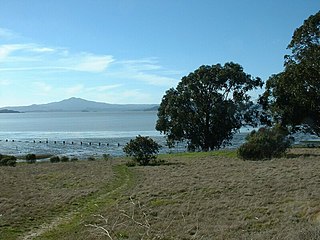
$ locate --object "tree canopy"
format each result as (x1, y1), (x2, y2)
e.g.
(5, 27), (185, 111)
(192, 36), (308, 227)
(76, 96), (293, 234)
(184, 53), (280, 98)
(260, 11), (320, 135)
(156, 62), (262, 151)
(123, 135), (161, 165)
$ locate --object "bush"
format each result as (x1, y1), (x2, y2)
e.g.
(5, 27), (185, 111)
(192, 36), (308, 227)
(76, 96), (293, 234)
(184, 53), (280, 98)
(125, 160), (137, 167)
(26, 154), (37, 164)
(123, 135), (161, 165)
(70, 157), (79, 162)
(50, 156), (60, 163)
(102, 154), (112, 161)
(0, 154), (17, 167)
(87, 156), (95, 161)
(237, 126), (291, 160)
(61, 156), (69, 162)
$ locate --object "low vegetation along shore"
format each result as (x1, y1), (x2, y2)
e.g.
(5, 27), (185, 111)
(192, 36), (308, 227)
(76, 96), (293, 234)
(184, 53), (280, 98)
(1, 148), (320, 239)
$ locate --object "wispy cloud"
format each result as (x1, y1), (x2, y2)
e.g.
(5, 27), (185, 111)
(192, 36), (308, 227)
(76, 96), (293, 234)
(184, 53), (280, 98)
(64, 84), (85, 95)
(131, 72), (177, 86)
(31, 47), (56, 53)
(33, 82), (53, 93)
(88, 84), (123, 92)
(121, 89), (153, 100)
(0, 79), (11, 86)
(70, 54), (114, 73)
(110, 58), (179, 86)
(0, 29), (180, 105)
(0, 44), (179, 86)
(0, 28), (17, 39)
(29, 83), (124, 101)
(0, 44), (29, 61)
(91, 89), (154, 104)
(62, 83), (122, 95)
(119, 58), (163, 71)
(0, 44), (114, 73)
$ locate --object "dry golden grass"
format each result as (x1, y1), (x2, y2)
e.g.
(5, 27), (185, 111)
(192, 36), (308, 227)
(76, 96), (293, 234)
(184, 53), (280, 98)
(87, 148), (320, 240)
(1, 148), (320, 239)
(0, 160), (114, 239)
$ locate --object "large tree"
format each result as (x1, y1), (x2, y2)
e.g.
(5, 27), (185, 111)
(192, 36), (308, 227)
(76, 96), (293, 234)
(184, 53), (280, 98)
(260, 11), (320, 135)
(156, 62), (262, 151)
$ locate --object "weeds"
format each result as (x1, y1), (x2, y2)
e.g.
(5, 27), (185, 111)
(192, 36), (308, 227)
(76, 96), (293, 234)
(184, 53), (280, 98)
(87, 197), (178, 240)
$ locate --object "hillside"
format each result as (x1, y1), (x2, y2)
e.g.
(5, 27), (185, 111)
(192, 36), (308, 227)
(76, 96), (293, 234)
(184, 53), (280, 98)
(0, 109), (20, 113)
(0, 97), (159, 112)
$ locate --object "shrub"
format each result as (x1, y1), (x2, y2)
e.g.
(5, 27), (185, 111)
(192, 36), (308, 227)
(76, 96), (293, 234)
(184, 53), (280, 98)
(87, 156), (95, 161)
(70, 157), (79, 162)
(50, 156), (60, 163)
(61, 156), (69, 162)
(0, 154), (17, 167)
(123, 135), (161, 165)
(126, 160), (137, 167)
(237, 126), (291, 160)
(26, 154), (37, 164)
(102, 154), (112, 161)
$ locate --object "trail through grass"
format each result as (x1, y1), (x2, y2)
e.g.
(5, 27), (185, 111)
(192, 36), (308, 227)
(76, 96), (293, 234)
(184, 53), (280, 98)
(2, 149), (320, 239)
(0, 161), (135, 240)
(27, 164), (135, 240)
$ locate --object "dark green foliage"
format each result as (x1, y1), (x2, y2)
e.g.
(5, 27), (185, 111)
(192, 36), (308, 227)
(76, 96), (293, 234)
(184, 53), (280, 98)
(285, 11), (320, 67)
(50, 156), (60, 163)
(70, 157), (79, 162)
(260, 11), (320, 135)
(156, 62), (262, 151)
(102, 154), (112, 161)
(123, 135), (161, 165)
(0, 154), (17, 167)
(26, 154), (36, 164)
(237, 127), (291, 160)
(125, 160), (137, 167)
(61, 156), (69, 162)
(87, 156), (96, 161)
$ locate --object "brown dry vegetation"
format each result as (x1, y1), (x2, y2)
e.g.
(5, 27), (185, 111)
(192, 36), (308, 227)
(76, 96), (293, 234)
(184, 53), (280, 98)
(86, 148), (320, 240)
(1, 148), (320, 239)
(0, 160), (115, 239)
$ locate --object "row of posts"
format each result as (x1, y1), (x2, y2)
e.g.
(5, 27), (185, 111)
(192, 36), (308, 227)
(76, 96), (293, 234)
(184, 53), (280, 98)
(1, 139), (121, 147)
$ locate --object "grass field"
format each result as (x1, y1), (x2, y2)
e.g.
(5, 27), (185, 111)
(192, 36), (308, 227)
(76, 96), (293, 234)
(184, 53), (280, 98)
(0, 149), (320, 239)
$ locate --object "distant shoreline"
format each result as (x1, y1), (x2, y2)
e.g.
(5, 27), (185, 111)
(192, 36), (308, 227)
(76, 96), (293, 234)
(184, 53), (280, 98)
(0, 109), (21, 113)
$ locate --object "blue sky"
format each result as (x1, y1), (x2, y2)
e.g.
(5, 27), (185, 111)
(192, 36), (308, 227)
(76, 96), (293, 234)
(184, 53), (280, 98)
(0, 0), (319, 107)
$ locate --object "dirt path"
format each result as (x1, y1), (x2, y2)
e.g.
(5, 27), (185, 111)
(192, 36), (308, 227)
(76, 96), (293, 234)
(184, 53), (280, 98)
(20, 165), (133, 240)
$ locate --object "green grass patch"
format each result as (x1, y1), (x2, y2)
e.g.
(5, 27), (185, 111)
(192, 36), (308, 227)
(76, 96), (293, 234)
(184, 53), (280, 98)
(34, 164), (136, 240)
(161, 149), (237, 159)
(150, 198), (178, 207)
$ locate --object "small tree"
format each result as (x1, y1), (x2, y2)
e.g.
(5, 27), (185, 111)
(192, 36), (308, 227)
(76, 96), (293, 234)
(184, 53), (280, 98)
(61, 156), (69, 162)
(50, 156), (60, 163)
(237, 126), (291, 160)
(70, 157), (79, 162)
(123, 136), (161, 165)
(26, 154), (37, 164)
(0, 154), (17, 167)
(88, 156), (96, 161)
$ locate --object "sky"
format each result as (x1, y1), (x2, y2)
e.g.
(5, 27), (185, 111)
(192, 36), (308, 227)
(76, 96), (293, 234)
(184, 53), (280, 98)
(0, 0), (319, 107)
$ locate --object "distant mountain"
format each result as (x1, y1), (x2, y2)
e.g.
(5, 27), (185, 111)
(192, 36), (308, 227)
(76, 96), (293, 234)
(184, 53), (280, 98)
(0, 97), (159, 112)
(0, 109), (21, 113)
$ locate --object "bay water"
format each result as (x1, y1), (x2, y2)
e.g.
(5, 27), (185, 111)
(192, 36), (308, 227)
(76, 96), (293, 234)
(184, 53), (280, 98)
(0, 111), (248, 159)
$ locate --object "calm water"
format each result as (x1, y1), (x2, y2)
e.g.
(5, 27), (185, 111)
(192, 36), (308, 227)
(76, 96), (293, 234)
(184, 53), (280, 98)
(0, 111), (159, 133)
(0, 111), (248, 158)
